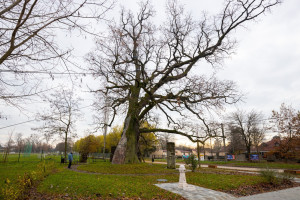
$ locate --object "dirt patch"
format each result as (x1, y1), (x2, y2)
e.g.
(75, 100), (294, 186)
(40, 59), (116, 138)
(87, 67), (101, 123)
(225, 180), (300, 197)
(197, 168), (257, 176)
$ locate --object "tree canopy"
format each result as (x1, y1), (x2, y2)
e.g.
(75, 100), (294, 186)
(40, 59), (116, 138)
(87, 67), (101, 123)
(88, 0), (280, 164)
(0, 0), (113, 105)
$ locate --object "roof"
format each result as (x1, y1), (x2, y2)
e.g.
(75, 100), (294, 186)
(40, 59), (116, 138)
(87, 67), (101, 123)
(259, 136), (281, 151)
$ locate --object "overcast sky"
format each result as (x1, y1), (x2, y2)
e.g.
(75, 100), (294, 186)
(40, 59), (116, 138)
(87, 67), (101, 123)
(1, 0), (300, 147)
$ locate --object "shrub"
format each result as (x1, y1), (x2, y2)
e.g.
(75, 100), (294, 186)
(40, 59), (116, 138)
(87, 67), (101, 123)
(277, 172), (295, 183)
(259, 169), (278, 184)
(2, 173), (33, 200)
(184, 154), (197, 172)
(2, 160), (57, 200)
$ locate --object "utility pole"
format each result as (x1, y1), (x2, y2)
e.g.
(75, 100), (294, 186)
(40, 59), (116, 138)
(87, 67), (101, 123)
(221, 123), (227, 162)
(210, 137), (213, 159)
(196, 129), (201, 168)
(102, 97), (109, 160)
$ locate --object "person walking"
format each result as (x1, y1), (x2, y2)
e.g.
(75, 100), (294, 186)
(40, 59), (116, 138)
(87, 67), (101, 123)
(68, 152), (73, 169)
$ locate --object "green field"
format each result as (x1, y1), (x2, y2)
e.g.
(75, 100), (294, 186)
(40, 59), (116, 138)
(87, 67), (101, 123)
(0, 154), (293, 199)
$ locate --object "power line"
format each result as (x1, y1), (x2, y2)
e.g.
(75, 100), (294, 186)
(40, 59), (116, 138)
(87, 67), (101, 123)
(0, 105), (93, 130)
(0, 69), (97, 75)
(0, 119), (36, 130)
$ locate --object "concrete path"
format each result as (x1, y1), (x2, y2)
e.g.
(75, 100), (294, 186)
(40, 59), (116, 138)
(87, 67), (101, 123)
(238, 187), (300, 200)
(156, 183), (300, 200)
(155, 183), (236, 200)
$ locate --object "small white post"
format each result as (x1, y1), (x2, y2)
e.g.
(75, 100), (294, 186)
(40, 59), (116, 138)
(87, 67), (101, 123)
(178, 164), (187, 189)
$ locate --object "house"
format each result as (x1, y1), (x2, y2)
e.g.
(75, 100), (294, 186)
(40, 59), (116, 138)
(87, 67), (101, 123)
(151, 146), (195, 159)
(258, 136), (281, 158)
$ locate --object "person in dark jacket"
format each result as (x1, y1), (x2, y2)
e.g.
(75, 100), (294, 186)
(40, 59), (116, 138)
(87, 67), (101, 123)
(68, 152), (73, 169)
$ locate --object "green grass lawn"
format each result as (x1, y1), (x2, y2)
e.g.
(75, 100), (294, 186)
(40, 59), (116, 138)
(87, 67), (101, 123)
(37, 161), (267, 199)
(77, 161), (178, 174)
(187, 172), (264, 191)
(0, 154), (287, 199)
(38, 170), (181, 199)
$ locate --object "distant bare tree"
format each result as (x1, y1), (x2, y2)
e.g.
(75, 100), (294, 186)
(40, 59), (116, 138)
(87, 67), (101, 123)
(227, 125), (246, 154)
(228, 110), (265, 160)
(252, 127), (266, 154)
(157, 133), (174, 150)
(26, 133), (42, 153)
(55, 142), (71, 153)
(15, 133), (24, 162)
(2, 131), (14, 163)
(272, 103), (299, 138)
(34, 88), (81, 160)
(213, 138), (222, 158)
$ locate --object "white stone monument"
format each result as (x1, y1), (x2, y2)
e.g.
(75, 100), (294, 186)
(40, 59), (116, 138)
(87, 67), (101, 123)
(178, 164), (195, 191)
(178, 164), (187, 188)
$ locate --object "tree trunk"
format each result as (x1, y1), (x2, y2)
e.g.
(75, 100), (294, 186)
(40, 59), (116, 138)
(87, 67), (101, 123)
(112, 75), (142, 164)
(112, 114), (140, 164)
(64, 132), (68, 162)
(197, 141), (201, 168)
(18, 149), (21, 162)
(3, 149), (9, 163)
(247, 146), (251, 161)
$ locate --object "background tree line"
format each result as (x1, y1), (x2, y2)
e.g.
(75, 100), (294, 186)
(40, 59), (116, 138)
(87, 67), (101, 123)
(226, 103), (300, 161)
(73, 122), (158, 162)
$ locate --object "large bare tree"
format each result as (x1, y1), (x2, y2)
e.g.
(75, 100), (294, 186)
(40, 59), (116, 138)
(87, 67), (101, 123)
(34, 88), (81, 160)
(88, 0), (280, 164)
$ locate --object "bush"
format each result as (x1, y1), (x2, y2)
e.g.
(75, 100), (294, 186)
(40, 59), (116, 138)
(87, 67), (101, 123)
(260, 168), (295, 185)
(184, 154), (197, 172)
(2, 172), (34, 200)
(2, 160), (57, 200)
(277, 172), (295, 183)
(259, 169), (278, 184)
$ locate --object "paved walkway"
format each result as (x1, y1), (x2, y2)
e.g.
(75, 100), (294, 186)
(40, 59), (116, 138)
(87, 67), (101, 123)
(156, 183), (300, 200)
(238, 186), (300, 200)
(155, 183), (236, 200)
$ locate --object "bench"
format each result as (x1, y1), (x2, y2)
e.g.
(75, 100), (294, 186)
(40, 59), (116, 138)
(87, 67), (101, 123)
(208, 165), (217, 168)
(92, 157), (106, 162)
(284, 169), (300, 174)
